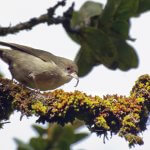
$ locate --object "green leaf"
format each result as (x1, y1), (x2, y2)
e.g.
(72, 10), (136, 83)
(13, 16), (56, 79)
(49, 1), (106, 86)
(61, 126), (75, 143)
(56, 141), (70, 150)
(14, 138), (34, 150)
(69, 12), (82, 44)
(32, 124), (47, 137)
(54, 126), (89, 150)
(111, 20), (130, 39)
(69, 1), (103, 45)
(137, 0), (150, 15)
(29, 137), (48, 150)
(50, 125), (64, 141)
(83, 27), (118, 68)
(71, 1), (103, 28)
(101, 0), (139, 24)
(79, 1), (103, 24)
(54, 126), (75, 150)
(100, 0), (122, 26)
(73, 133), (89, 143)
(113, 39), (139, 70)
(75, 45), (97, 77)
(114, 0), (139, 20)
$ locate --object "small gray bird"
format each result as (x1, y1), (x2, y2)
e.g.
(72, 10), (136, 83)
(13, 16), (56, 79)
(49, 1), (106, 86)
(0, 41), (79, 91)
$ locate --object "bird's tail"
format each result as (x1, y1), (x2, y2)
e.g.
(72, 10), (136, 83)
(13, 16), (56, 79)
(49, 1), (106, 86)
(0, 49), (10, 64)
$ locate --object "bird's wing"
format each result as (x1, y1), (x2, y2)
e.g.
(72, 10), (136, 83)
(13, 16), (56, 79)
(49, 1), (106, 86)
(0, 41), (56, 62)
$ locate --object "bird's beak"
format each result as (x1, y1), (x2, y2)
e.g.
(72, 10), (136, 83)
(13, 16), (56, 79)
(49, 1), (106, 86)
(70, 72), (79, 87)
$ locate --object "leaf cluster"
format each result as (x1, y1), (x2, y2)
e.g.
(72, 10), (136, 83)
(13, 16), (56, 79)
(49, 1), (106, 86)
(14, 120), (88, 150)
(67, 0), (150, 76)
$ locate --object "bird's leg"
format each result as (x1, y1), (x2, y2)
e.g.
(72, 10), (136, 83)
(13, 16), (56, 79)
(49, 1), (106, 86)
(29, 73), (40, 93)
(8, 64), (14, 82)
(11, 75), (14, 82)
(28, 73), (46, 99)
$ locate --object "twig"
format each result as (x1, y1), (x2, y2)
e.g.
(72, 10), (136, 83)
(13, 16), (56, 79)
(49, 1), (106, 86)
(0, 0), (79, 36)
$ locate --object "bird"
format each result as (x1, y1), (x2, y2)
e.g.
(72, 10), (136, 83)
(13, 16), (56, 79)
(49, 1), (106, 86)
(0, 41), (79, 91)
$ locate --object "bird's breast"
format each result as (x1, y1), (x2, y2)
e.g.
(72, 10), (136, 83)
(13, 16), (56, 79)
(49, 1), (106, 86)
(31, 72), (72, 90)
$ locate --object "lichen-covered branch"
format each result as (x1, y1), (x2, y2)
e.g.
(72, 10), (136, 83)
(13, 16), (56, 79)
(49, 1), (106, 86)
(0, 0), (77, 36)
(0, 74), (150, 147)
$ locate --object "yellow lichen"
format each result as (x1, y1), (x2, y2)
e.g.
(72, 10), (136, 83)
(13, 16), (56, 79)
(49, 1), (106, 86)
(32, 101), (47, 114)
(1, 74), (150, 147)
(95, 115), (110, 130)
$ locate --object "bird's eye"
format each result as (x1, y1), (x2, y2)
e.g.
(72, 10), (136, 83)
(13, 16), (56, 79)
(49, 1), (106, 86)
(67, 67), (71, 71)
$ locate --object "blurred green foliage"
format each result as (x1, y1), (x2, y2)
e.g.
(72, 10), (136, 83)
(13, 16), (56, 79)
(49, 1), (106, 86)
(0, 72), (3, 78)
(66, 0), (150, 77)
(14, 120), (89, 150)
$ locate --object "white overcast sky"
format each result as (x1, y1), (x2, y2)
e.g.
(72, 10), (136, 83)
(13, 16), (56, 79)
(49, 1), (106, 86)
(0, 0), (150, 150)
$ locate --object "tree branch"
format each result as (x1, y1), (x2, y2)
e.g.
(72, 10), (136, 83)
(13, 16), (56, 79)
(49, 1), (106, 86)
(0, 0), (78, 36)
(0, 74), (150, 147)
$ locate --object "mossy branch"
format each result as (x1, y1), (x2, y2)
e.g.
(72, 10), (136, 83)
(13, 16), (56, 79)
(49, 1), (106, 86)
(0, 74), (150, 147)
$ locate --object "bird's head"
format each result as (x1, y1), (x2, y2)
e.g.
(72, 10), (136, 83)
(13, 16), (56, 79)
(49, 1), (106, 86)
(55, 56), (79, 87)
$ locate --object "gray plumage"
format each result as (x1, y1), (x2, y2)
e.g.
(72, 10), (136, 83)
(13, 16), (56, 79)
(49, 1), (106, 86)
(0, 41), (78, 91)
